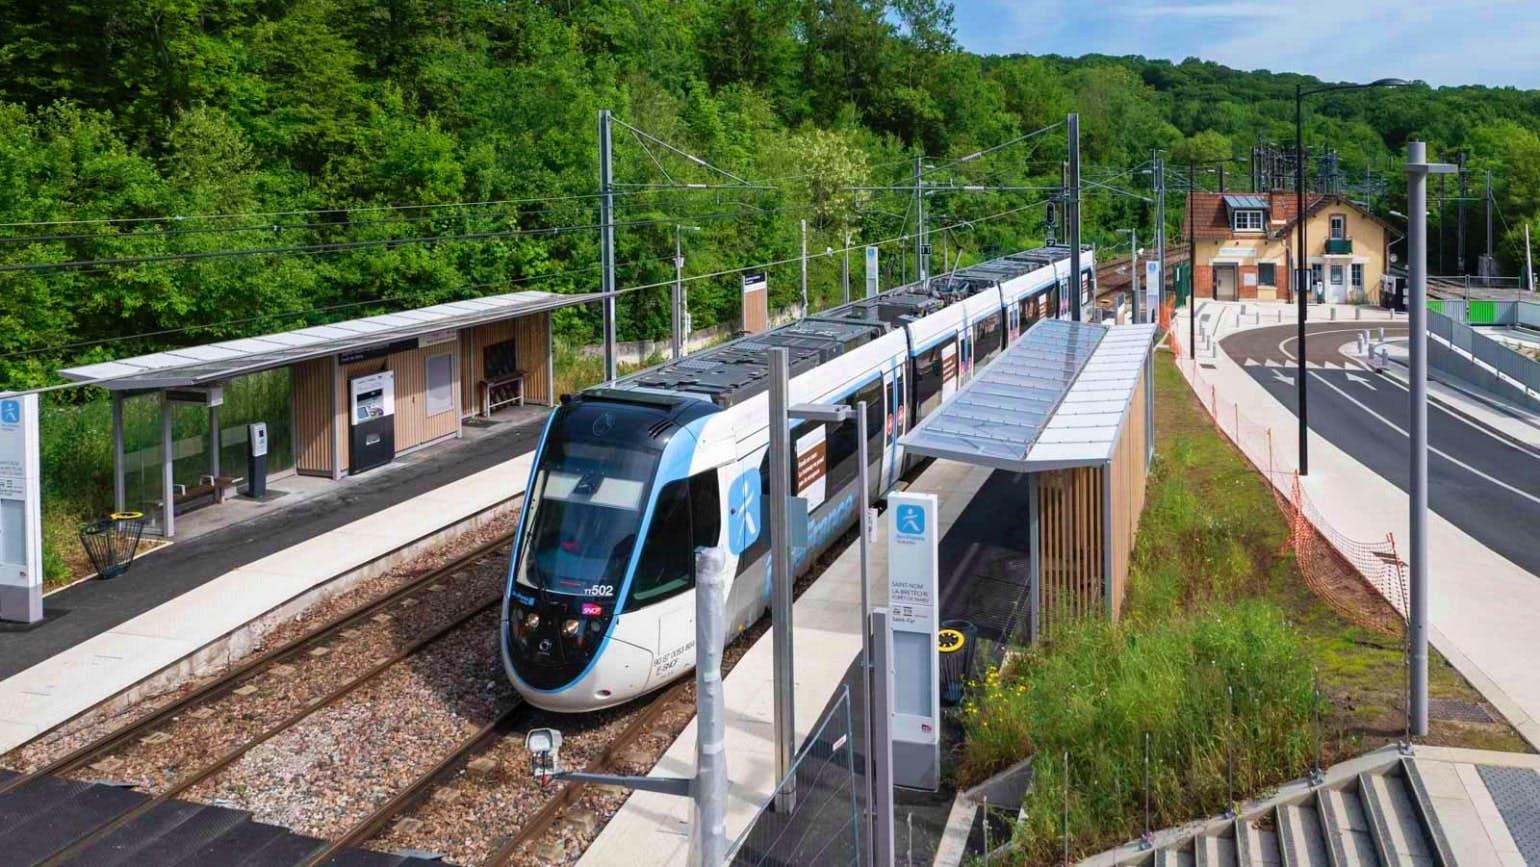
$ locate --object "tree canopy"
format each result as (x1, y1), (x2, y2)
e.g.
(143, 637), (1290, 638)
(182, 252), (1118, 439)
(2, 2), (1538, 388)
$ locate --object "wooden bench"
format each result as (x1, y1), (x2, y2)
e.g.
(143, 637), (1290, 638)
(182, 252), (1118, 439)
(479, 372), (526, 417)
(149, 475), (246, 512)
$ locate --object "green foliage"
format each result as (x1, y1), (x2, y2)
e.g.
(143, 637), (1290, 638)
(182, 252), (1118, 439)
(2, 3), (1540, 395)
(961, 605), (1315, 862)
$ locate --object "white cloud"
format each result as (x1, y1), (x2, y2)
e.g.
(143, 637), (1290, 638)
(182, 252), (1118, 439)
(1131, 4), (1287, 18)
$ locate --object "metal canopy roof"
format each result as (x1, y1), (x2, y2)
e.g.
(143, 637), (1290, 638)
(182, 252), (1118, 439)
(899, 319), (1156, 472)
(1222, 194), (1268, 211)
(58, 290), (599, 391)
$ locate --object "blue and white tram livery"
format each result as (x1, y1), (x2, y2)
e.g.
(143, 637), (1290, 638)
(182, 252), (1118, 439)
(501, 245), (1095, 711)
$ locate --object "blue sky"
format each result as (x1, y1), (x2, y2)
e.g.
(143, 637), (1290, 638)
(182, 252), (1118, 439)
(951, 0), (1540, 89)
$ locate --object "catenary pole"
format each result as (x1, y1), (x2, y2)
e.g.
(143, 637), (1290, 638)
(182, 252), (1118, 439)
(768, 347), (796, 813)
(1526, 224), (1535, 293)
(1403, 140), (1453, 739)
(1294, 86), (1310, 475)
(1485, 169), (1494, 285)
(1457, 152), (1467, 276)
(599, 109), (618, 381)
(673, 225), (685, 360)
(1188, 160), (1196, 360)
(692, 547), (729, 865)
(800, 218), (809, 315)
(856, 401), (874, 866)
(1068, 113), (1082, 321)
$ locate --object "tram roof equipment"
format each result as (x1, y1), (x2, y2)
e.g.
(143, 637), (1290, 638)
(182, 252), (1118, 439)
(58, 290), (599, 391)
(900, 319), (1157, 472)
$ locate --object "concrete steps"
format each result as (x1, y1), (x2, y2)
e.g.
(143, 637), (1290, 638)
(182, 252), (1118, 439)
(1089, 757), (1454, 867)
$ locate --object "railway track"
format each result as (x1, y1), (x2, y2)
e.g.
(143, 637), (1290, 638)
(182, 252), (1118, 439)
(0, 529), (517, 864)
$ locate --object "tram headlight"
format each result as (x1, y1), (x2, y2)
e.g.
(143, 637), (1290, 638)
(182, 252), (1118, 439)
(524, 611), (541, 631)
(561, 619), (581, 638)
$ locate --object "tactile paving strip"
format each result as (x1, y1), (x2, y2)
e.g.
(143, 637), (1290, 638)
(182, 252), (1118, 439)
(1428, 697), (1494, 723)
(1477, 765), (1540, 864)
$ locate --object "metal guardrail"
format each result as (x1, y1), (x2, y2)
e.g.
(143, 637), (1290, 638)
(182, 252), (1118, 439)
(1427, 307), (1540, 403)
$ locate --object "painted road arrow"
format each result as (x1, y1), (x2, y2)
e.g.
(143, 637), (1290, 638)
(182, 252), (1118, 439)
(1345, 371), (1378, 390)
(1271, 370), (1295, 386)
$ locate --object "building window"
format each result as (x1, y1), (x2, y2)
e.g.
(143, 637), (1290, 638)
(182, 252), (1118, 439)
(1257, 263), (1277, 286)
(1330, 265), (1344, 285)
(1233, 210), (1264, 232)
(1330, 215), (1346, 240)
(1352, 264), (1364, 288)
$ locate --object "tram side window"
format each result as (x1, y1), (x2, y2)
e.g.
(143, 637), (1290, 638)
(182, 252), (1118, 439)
(912, 345), (945, 420)
(973, 313), (1002, 367)
(860, 381), (884, 457)
(690, 470), (721, 549)
(627, 479), (694, 609)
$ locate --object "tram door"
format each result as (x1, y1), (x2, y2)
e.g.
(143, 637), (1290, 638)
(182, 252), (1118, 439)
(884, 366), (901, 488)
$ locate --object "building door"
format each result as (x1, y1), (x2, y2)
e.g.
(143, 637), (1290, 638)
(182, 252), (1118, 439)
(1214, 264), (1238, 301)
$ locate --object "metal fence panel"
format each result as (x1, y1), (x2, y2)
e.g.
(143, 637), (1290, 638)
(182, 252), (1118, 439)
(1429, 310), (1453, 342)
(730, 686), (862, 867)
(1518, 302), (1540, 329)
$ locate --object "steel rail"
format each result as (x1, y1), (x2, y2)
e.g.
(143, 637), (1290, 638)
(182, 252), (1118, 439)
(295, 701), (530, 867)
(483, 679), (695, 866)
(34, 596), (503, 866)
(0, 528), (515, 798)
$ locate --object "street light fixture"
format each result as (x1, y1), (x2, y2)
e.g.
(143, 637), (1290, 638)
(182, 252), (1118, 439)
(1294, 77), (1406, 475)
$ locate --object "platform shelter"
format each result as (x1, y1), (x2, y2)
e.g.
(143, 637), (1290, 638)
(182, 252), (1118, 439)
(58, 290), (596, 537)
(900, 318), (1157, 639)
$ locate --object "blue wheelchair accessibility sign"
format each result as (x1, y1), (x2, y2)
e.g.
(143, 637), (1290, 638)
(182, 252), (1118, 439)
(896, 503), (925, 536)
(0, 399), (19, 425)
(727, 467), (763, 555)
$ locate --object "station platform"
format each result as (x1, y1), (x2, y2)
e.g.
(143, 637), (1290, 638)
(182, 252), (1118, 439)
(0, 412), (547, 756)
(582, 457), (999, 867)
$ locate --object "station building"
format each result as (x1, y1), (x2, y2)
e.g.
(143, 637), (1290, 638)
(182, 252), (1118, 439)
(59, 290), (595, 536)
(1186, 192), (1396, 305)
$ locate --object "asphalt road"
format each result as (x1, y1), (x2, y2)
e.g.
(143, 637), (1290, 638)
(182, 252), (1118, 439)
(1222, 323), (1540, 578)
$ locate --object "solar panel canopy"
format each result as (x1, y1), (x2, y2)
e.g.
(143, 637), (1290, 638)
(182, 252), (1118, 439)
(900, 319), (1156, 472)
(58, 290), (599, 391)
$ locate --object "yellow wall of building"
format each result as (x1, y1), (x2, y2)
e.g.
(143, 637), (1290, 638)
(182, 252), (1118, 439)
(1197, 205), (1390, 302)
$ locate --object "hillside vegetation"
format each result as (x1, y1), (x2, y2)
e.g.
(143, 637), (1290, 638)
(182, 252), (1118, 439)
(3, 1), (1540, 388)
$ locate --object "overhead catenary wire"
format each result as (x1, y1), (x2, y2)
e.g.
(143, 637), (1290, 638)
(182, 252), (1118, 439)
(0, 255), (677, 363)
(0, 202), (824, 274)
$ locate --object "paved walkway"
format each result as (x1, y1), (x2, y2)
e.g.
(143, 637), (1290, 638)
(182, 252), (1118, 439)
(581, 458), (995, 867)
(1175, 299), (1540, 749)
(0, 418), (544, 754)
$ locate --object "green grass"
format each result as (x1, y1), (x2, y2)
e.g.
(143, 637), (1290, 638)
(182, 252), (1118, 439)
(958, 349), (1528, 864)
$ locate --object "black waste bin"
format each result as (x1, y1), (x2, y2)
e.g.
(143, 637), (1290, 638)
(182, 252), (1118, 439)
(79, 511), (146, 579)
(938, 619), (979, 706)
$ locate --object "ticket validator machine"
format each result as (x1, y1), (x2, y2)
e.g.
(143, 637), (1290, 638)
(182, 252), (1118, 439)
(246, 422), (268, 498)
(348, 370), (396, 475)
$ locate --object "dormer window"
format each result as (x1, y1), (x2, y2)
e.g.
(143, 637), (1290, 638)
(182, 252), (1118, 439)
(1233, 209), (1264, 232)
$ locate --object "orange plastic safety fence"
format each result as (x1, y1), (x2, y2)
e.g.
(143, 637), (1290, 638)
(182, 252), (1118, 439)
(1167, 350), (1408, 637)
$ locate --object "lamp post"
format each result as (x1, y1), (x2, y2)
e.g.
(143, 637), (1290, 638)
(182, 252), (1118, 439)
(1294, 77), (1405, 475)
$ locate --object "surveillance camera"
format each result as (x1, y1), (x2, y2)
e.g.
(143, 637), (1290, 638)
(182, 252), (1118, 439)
(526, 727), (564, 783)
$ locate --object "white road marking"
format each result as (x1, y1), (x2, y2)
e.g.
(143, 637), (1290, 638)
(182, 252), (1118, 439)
(1307, 370), (1540, 507)
(1271, 370), (1295, 386)
(1345, 372), (1377, 390)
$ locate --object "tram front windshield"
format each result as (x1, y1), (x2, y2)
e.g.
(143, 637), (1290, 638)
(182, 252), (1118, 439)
(515, 425), (662, 601)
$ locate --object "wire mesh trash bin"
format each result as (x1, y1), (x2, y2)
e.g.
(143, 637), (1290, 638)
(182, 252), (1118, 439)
(79, 512), (146, 580)
(938, 620), (979, 706)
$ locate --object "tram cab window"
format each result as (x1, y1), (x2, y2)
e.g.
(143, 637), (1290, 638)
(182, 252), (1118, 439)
(627, 478), (694, 609)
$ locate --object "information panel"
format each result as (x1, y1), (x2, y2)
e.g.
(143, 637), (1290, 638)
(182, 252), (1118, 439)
(1144, 259), (1161, 323)
(887, 490), (939, 790)
(0, 394), (42, 623)
(865, 246), (880, 298)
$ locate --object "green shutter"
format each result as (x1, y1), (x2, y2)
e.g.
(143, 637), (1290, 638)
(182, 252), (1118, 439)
(1427, 299), (1444, 314)
(1468, 300), (1497, 324)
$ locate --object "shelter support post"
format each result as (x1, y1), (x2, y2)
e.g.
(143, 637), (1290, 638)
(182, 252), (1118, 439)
(209, 404), (221, 479)
(1101, 462), (1113, 619)
(112, 393), (125, 514)
(1028, 473), (1041, 644)
(161, 392), (174, 537)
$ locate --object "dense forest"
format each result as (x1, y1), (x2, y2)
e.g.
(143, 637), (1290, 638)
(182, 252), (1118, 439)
(4, 0), (1540, 389)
